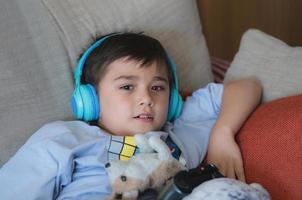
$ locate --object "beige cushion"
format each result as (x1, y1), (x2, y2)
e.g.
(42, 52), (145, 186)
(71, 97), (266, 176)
(0, 0), (211, 166)
(225, 29), (302, 102)
(43, 0), (213, 91)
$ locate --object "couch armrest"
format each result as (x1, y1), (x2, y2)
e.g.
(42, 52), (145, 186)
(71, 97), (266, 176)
(237, 94), (302, 200)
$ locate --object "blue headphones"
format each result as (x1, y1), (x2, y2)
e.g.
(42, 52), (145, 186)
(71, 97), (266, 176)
(71, 34), (183, 122)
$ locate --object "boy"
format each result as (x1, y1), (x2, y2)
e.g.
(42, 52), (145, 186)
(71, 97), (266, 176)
(0, 33), (262, 199)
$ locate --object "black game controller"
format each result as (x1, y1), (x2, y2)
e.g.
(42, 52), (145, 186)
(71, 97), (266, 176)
(138, 164), (224, 200)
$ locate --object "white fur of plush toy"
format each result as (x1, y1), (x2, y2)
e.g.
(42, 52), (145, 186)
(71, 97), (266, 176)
(105, 134), (185, 200)
(183, 178), (271, 200)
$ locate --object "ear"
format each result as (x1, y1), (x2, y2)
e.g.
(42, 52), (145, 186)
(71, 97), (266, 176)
(148, 136), (171, 161)
(134, 134), (153, 153)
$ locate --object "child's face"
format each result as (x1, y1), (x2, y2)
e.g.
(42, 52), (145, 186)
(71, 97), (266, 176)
(97, 57), (170, 136)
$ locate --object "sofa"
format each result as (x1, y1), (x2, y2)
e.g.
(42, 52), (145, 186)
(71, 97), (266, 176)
(0, 0), (301, 200)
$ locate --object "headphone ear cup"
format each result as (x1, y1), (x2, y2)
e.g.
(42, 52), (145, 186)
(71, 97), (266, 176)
(71, 84), (100, 121)
(80, 84), (100, 121)
(167, 88), (183, 122)
(71, 88), (84, 120)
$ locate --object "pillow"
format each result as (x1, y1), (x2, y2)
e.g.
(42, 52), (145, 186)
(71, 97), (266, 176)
(237, 94), (302, 200)
(42, 0), (213, 91)
(0, 0), (73, 166)
(224, 29), (302, 102)
(0, 0), (212, 166)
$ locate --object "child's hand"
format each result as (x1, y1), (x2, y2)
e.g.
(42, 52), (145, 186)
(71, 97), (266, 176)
(206, 129), (246, 182)
(206, 78), (262, 183)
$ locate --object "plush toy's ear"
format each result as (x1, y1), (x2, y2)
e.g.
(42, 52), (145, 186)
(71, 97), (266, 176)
(147, 136), (172, 161)
(134, 134), (153, 153)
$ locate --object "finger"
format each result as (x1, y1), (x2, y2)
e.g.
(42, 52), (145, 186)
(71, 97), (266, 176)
(235, 163), (246, 182)
(237, 171), (246, 182)
(226, 164), (236, 179)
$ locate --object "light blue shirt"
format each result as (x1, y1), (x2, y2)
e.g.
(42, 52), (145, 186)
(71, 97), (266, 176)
(0, 83), (223, 200)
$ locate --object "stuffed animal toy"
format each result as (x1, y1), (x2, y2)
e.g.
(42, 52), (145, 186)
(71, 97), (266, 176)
(105, 134), (271, 200)
(105, 134), (186, 200)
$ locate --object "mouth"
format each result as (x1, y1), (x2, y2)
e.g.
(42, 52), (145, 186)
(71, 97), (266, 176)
(134, 113), (154, 121)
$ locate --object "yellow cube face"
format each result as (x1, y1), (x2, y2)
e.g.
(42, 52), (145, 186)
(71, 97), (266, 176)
(120, 144), (136, 160)
(124, 136), (136, 146)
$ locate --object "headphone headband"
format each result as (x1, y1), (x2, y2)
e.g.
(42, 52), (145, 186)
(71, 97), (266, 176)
(74, 34), (118, 86)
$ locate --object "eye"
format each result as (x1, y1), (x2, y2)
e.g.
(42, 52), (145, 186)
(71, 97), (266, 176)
(151, 85), (165, 91)
(120, 85), (134, 91)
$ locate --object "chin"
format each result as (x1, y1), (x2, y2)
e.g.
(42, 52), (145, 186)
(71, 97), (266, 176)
(135, 127), (162, 135)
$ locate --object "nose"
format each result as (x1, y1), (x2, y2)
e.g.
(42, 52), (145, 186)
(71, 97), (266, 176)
(138, 89), (154, 107)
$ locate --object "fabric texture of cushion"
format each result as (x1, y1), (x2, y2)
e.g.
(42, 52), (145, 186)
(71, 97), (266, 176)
(237, 94), (302, 200)
(225, 29), (302, 102)
(0, 0), (74, 166)
(0, 0), (212, 166)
